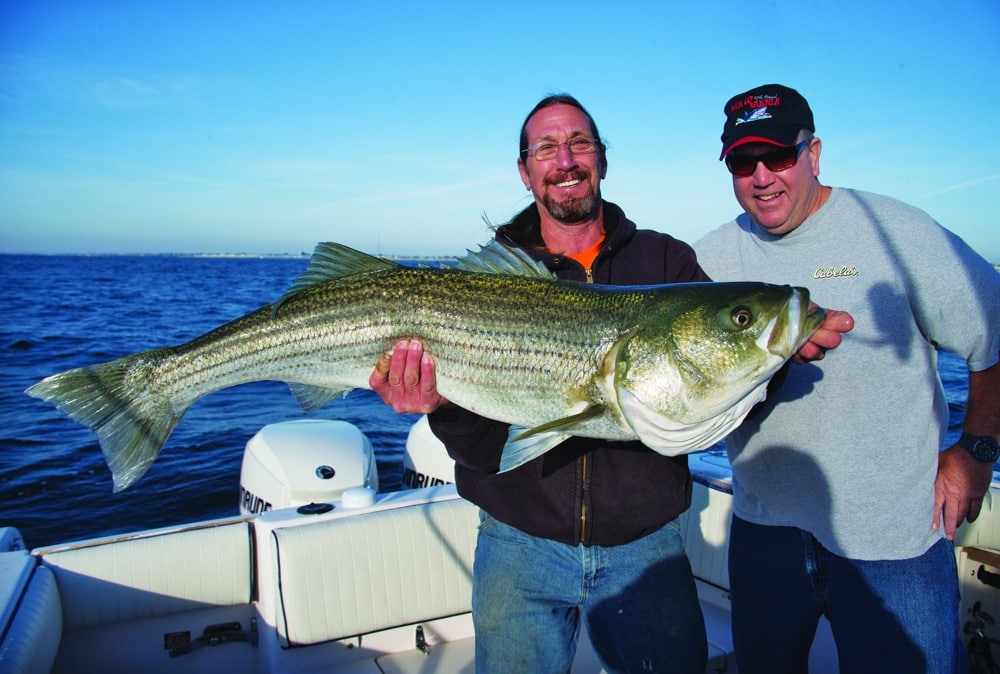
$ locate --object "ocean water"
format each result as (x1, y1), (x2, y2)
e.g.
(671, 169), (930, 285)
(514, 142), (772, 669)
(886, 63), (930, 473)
(0, 254), (971, 549)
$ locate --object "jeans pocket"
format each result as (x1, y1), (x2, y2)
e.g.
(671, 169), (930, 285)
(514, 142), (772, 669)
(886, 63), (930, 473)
(477, 511), (534, 547)
(477, 508), (493, 532)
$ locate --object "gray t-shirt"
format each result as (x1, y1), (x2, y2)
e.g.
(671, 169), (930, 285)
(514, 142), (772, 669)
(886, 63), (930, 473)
(695, 187), (1000, 560)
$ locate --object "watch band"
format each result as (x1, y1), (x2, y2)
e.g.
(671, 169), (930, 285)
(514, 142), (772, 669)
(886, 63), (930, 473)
(959, 433), (1000, 463)
(960, 433), (991, 449)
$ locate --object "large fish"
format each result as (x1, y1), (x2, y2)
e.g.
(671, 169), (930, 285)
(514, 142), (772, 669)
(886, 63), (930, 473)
(27, 241), (824, 492)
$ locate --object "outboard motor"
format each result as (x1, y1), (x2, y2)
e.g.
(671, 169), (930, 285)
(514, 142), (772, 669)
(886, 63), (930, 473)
(401, 415), (455, 490)
(239, 419), (379, 514)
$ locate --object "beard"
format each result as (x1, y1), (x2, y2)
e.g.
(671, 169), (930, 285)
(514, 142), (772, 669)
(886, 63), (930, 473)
(540, 173), (600, 224)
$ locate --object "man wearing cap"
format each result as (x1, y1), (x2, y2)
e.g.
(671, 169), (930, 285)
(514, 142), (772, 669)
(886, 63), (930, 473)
(695, 84), (1000, 672)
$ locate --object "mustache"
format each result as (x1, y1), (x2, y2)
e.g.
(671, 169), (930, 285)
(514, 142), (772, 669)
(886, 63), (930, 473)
(544, 169), (590, 186)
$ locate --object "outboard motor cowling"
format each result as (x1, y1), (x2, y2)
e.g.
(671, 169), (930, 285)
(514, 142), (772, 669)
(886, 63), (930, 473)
(401, 415), (455, 490)
(239, 419), (379, 514)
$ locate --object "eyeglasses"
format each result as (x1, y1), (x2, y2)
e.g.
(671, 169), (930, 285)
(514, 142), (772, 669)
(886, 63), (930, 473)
(521, 136), (599, 161)
(724, 141), (809, 177)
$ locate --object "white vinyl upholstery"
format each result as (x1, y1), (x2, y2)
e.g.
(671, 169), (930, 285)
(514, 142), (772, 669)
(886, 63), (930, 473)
(0, 564), (62, 674)
(38, 519), (253, 632)
(272, 496), (478, 647)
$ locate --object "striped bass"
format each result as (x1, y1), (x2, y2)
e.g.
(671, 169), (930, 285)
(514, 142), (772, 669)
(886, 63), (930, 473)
(26, 241), (824, 491)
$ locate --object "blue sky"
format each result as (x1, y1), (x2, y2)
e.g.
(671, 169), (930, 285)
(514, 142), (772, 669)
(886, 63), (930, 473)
(2, 1), (998, 262)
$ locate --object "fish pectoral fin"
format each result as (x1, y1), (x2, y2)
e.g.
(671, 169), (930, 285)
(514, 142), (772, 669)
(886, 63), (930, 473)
(498, 426), (572, 473)
(511, 404), (605, 440)
(289, 383), (352, 411)
(498, 405), (605, 473)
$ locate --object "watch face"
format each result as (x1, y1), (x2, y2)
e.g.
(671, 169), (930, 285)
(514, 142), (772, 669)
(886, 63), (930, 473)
(973, 438), (1000, 463)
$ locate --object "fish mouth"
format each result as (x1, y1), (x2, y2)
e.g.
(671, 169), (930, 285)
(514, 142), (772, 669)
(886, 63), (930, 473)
(805, 302), (826, 329)
(765, 288), (825, 358)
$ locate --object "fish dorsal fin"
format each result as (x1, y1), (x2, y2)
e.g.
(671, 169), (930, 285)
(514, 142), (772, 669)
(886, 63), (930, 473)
(274, 242), (398, 316)
(290, 242), (398, 292)
(453, 241), (556, 279)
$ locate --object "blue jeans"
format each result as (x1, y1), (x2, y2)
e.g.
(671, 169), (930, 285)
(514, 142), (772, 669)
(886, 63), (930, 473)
(729, 516), (969, 674)
(471, 511), (706, 674)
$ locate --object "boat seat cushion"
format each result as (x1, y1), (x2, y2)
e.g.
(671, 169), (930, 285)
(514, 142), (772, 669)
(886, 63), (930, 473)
(38, 519), (253, 632)
(0, 563), (62, 674)
(272, 496), (478, 647)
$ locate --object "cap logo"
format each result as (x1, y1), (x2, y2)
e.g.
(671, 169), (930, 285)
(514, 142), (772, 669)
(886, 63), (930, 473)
(734, 107), (772, 126)
(729, 93), (783, 123)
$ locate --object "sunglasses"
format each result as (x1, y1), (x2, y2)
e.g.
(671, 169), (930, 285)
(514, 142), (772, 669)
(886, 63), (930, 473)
(725, 141), (809, 177)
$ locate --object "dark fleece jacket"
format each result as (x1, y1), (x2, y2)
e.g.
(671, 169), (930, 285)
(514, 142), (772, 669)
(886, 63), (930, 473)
(428, 200), (711, 546)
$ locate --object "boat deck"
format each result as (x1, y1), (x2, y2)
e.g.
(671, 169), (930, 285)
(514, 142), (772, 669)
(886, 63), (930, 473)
(3, 464), (999, 673)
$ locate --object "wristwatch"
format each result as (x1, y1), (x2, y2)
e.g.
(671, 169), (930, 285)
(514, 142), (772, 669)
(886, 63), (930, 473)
(959, 433), (1000, 463)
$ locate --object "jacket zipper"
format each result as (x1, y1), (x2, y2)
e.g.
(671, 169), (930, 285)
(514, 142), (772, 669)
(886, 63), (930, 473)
(579, 262), (594, 542)
(580, 452), (588, 542)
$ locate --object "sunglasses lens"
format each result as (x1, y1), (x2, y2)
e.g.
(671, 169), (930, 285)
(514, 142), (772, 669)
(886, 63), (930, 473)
(764, 147), (798, 172)
(726, 145), (801, 176)
(725, 155), (758, 176)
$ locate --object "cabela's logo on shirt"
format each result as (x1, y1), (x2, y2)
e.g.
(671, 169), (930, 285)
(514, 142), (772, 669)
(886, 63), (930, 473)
(813, 264), (859, 280)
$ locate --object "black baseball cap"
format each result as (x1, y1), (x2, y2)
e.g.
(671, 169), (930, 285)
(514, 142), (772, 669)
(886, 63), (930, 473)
(720, 84), (815, 159)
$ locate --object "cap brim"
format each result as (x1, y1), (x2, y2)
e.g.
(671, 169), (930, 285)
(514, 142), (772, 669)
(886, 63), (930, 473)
(719, 136), (790, 160)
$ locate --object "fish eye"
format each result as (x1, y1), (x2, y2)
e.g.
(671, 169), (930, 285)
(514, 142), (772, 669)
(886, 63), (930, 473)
(731, 307), (753, 328)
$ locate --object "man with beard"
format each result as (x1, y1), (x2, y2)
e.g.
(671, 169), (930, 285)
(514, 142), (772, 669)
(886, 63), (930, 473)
(371, 94), (712, 673)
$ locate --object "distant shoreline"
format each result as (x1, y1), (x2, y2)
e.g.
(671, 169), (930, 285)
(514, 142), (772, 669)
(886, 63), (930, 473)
(0, 251), (460, 263)
(0, 252), (995, 271)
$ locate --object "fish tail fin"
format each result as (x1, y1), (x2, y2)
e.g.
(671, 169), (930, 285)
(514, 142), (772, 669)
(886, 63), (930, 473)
(25, 356), (184, 493)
